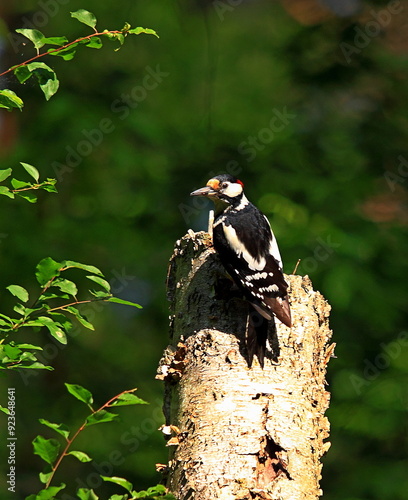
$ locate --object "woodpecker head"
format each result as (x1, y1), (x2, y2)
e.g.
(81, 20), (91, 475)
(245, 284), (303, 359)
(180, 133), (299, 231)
(190, 174), (245, 212)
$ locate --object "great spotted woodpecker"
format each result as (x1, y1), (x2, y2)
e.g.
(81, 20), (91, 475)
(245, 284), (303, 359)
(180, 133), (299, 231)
(190, 174), (291, 367)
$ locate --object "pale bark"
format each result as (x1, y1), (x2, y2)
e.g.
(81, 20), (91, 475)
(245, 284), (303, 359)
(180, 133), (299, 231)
(157, 231), (334, 500)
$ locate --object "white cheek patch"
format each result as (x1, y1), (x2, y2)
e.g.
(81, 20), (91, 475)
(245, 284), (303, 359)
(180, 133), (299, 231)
(223, 182), (243, 198)
(223, 224), (266, 271)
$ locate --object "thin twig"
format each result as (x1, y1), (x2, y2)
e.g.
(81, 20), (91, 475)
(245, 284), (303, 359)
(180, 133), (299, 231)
(45, 388), (137, 488)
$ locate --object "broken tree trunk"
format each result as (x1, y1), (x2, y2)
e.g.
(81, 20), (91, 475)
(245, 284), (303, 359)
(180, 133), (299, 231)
(157, 231), (334, 500)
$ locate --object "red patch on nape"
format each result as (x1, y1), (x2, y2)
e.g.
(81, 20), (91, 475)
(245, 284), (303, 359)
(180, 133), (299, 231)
(237, 179), (244, 188)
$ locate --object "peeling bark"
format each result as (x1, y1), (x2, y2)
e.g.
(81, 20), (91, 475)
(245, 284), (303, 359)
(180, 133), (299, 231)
(157, 231), (334, 500)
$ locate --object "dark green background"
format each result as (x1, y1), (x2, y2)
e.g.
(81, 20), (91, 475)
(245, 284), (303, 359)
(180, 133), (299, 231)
(0, 1), (407, 498)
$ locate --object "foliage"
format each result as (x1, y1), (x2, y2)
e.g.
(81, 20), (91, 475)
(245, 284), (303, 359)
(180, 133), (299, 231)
(0, 0), (407, 499)
(0, 162), (57, 202)
(0, 255), (141, 372)
(25, 383), (174, 499)
(0, 9), (158, 110)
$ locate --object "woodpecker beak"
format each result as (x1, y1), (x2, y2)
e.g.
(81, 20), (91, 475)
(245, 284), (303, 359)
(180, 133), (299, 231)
(190, 186), (217, 197)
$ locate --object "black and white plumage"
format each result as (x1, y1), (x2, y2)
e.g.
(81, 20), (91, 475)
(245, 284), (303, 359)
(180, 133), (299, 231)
(190, 174), (291, 367)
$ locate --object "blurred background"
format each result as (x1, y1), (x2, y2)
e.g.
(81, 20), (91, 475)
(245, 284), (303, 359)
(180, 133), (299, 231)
(0, 0), (407, 498)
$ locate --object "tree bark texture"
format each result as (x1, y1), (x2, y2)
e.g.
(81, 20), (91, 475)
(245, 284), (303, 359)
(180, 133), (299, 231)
(157, 231), (334, 500)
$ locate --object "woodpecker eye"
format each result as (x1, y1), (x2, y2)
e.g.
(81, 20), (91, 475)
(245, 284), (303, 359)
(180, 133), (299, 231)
(221, 182), (229, 189)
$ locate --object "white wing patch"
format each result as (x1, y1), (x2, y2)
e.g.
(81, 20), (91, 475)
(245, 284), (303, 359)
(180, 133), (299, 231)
(263, 215), (282, 268)
(223, 224), (266, 271)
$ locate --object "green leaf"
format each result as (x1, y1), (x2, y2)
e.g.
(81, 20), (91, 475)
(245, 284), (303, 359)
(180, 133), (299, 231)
(77, 489), (99, 500)
(11, 178), (31, 189)
(85, 410), (118, 427)
(15, 343), (42, 350)
(0, 168), (12, 182)
(67, 450), (92, 462)
(65, 383), (94, 406)
(63, 260), (103, 275)
(26, 62), (59, 101)
(15, 28), (45, 51)
(65, 306), (95, 330)
(16, 192), (38, 203)
(7, 284), (29, 302)
(0, 89), (24, 111)
(101, 476), (133, 493)
(42, 36), (68, 46)
(0, 186), (15, 198)
(0, 405), (10, 415)
(39, 419), (70, 440)
(26, 484), (66, 500)
(37, 316), (67, 344)
(71, 9), (97, 30)
(85, 37), (103, 49)
(14, 65), (32, 84)
(127, 27), (159, 38)
(39, 466), (53, 484)
(14, 302), (27, 315)
(49, 42), (80, 61)
(36, 257), (63, 285)
(41, 179), (58, 193)
(52, 277), (78, 296)
(4, 344), (22, 360)
(89, 290), (110, 299)
(107, 297), (142, 308)
(15, 361), (53, 371)
(21, 162), (40, 182)
(110, 393), (148, 407)
(32, 435), (60, 465)
(87, 275), (110, 292)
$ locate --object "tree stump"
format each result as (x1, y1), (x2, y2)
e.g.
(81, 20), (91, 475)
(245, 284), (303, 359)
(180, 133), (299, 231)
(157, 231), (334, 500)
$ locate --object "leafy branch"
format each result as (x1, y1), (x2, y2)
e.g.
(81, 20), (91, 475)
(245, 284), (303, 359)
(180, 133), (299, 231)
(0, 162), (57, 203)
(26, 383), (174, 500)
(0, 9), (158, 111)
(0, 257), (141, 371)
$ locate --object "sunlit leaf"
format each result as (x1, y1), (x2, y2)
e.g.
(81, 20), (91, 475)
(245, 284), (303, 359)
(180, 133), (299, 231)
(76, 488), (99, 500)
(85, 37), (103, 49)
(110, 392), (148, 407)
(85, 410), (118, 427)
(11, 178), (31, 189)
(26, 484), (66, 500)
(36, 257), (63, 286)
(65, 383), (94, 406)
(63, 260), (103, 275)
(107, 297), (142, 308)
(0, 168), (12, 182)
(15, 28), (45, 51)
(86, 275), (110, 292)
(71, 9), (97, 30)
(42, 36), (68, 46)
(6, 284), (29, 302)
(0, 186), (15, 198)
(52, 277), (78, 296)
(127, 27), (159, 38)
(21, 162), (40, 182)
(39, 419), (70, 440)
(101, 476), (133, 493)
(32, 435), (60, 465)
(65, 306), (95, 330)
(0, 89), (24, 111)
(67, 450), (92, 462)
(26, 62), (59, 100)
(37, 316), (67, 344)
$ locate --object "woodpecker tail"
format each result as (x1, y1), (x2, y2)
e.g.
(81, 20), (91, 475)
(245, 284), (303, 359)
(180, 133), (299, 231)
(246, 305), (269, 368)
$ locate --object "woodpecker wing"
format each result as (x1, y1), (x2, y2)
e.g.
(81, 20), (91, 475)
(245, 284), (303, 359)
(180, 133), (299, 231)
(213, 202), (291, 328)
